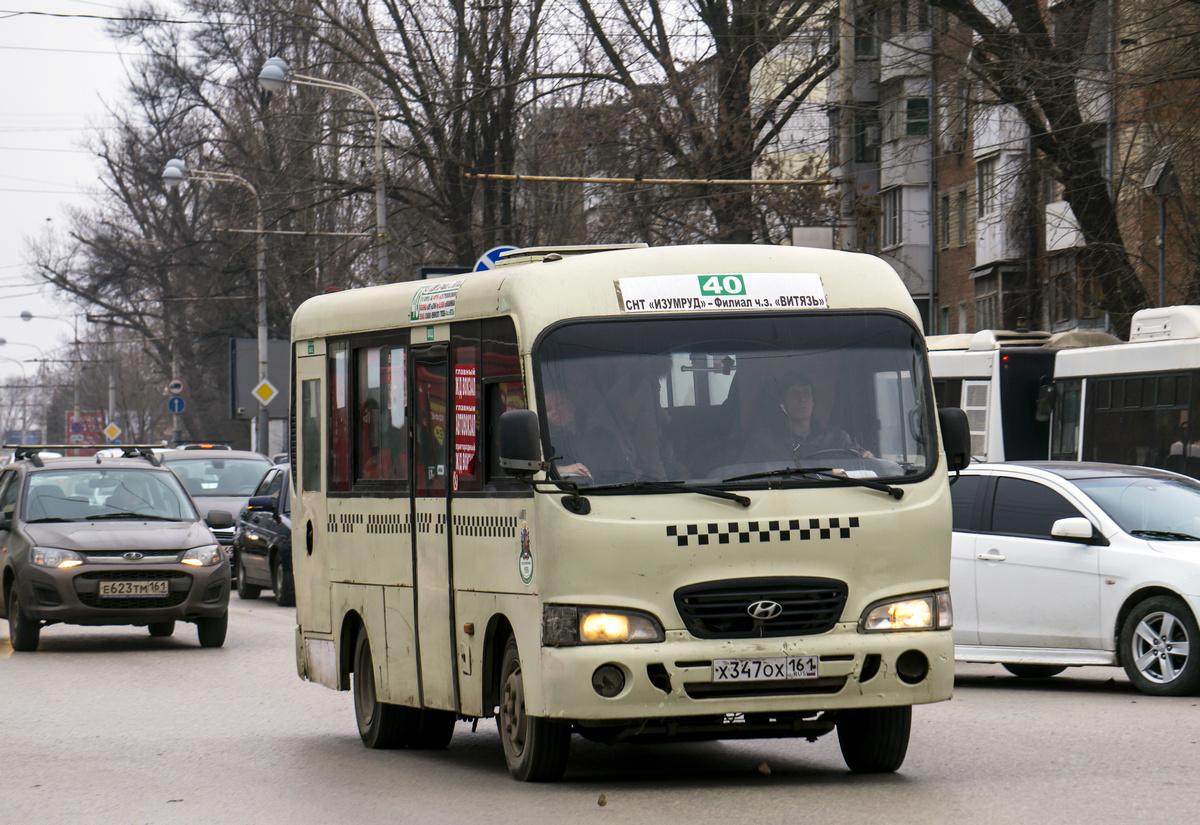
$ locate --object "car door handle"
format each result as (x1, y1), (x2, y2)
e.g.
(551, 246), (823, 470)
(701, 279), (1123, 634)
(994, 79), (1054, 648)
(978, 550), (1006, 562)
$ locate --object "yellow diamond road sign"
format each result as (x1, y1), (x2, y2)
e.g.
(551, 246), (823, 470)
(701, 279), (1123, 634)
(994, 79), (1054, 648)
(104, 423), (121, 441)
(252, 378), (278, 407)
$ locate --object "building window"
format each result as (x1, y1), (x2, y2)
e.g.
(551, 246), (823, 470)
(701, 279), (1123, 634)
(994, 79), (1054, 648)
(854, 113), (880, 163)
(940, 306), (950, 334)
(956, 191), (968, 246)
(854, 9), (877, 57)
(1048, 252), (1104, 325)
(881, 188), (902, 249)
(882, 93), (904, 143)
(977, 156), (998, 216)
(939, 195), (951, 248)
(974, 272), (999, 329)
(906, 98), (930, 135)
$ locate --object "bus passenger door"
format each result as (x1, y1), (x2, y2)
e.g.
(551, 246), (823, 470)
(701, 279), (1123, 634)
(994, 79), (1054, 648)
(294, 346), (332, 635)
(411, 344), (457, 711)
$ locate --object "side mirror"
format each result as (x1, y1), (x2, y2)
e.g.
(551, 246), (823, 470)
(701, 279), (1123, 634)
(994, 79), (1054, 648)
(938, 407), (971, 472)
(245, 495), (273, 512)
(498, 409), (545, 476)
(1051, 516), (1099, 543)
(205, 509), (234, 530)
(1035, 384), (1056, 423)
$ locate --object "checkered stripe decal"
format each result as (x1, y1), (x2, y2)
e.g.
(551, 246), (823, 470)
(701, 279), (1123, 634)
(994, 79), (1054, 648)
(666, 517), (860, 547)
(327, 513), (365, 534)
(366, 513), (409, 535)
(415, 512), (447, 534)
(453, 515), (518, 538)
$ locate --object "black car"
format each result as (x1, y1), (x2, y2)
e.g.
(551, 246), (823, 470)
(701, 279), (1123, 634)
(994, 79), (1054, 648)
(232, 463), (293, 607)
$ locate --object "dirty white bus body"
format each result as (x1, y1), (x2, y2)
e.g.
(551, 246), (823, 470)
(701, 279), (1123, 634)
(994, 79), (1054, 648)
(289, 244), (969, 781)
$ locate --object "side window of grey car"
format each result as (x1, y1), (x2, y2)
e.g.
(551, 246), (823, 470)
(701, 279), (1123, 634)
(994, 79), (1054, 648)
(989, 477), (1083, 539)
(0, 470), (18, 521)
(265, 470), (285, 506)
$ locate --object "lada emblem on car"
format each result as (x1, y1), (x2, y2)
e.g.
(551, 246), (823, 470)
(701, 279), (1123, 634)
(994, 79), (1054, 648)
(747, 600), (784, 620)
(123, 552), (145, 561)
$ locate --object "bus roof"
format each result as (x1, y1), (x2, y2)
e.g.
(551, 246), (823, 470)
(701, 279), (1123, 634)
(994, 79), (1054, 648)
(291, 244), (920, 343)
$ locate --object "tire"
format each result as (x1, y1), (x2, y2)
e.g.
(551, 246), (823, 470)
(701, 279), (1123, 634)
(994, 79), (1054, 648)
(836, 706), (911, 773)
(272, 558), (295, 608)
(351, 627), (458, 750)
(497, 637), (570, 781)
(236, 558), (262, 600)
(1120, 595), (1200, 696)
(7, 588), (41, 652)
(196, 612), (228, 648)
(1003, 664), (1067, 679)
(148, 620), (176, 637)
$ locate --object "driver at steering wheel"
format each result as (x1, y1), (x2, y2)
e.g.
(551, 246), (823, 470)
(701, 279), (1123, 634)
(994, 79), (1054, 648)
(740, 372), (873, 463)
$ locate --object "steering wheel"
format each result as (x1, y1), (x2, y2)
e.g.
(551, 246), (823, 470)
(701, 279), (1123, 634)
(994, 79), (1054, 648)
(800, 448), (863, 460)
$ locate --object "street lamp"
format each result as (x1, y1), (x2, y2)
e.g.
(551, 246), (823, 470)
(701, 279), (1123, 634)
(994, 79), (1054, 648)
(18, 311), (81, 422)
(258, 56), (389, 282)
(162, 158), (270, 455)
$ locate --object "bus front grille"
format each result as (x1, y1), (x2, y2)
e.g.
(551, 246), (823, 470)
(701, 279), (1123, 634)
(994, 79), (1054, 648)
(674, 577), (848, 639)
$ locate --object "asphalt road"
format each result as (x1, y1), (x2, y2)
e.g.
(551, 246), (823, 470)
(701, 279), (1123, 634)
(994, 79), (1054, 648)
(3, 600), (1197, 825)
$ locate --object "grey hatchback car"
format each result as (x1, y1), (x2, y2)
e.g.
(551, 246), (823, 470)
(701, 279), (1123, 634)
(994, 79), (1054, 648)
(0, 447), (233, 651)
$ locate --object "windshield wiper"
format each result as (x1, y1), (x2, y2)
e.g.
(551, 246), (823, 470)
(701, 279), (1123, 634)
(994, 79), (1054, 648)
(723, 466), (904, 500)
(1131, 529), (1200, 541)
(582, 479), (751, 507)
(26, 517), (76, 523)
(86, 512), (178, 521)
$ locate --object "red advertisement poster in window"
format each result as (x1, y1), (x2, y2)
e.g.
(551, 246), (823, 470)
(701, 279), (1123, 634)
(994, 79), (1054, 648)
(453, 364), (478, 489)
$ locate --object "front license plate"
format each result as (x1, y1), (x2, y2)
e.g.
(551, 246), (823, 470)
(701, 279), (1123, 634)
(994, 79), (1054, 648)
(99, 580), (169, 598)
(712, 656), (818, 682)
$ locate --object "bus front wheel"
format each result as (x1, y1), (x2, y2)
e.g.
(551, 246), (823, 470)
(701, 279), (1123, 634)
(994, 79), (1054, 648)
(498, 637), (570, 781)
(836, 705), (911, 773)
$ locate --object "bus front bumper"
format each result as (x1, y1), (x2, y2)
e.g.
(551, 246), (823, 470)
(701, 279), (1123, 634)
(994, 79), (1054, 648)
(534, 626), (953, 722)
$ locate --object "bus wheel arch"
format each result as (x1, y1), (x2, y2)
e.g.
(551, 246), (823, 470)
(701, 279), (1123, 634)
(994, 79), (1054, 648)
(339, 611), (365, 691)
(482, 614), (514, 715)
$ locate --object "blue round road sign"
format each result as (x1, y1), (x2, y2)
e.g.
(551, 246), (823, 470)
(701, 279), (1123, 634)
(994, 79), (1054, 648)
(474, 245), (518, 271)
(168, 396), (186, 414)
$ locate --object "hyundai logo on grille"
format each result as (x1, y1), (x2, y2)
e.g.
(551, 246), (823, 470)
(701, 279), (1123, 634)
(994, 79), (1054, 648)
(123, 552), (145, 561)
(747, 600), (783, 621)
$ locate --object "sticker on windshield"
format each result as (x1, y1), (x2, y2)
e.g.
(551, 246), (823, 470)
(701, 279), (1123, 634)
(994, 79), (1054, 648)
(616, 273), (826, 313)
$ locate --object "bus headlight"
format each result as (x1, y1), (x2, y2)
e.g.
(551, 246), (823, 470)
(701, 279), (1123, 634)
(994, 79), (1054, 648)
(182, 544), (224, 567)
(860, 590), (953, 632)
(32, 547), (84, 568)
(542, 605), (665, 646)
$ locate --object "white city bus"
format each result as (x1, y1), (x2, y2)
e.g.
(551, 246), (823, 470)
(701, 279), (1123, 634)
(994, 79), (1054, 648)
(928, 306), (1200, 478)
(289, 243), (969, 781)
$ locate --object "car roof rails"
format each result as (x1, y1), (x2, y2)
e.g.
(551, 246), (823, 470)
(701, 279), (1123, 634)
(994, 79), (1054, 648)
(1, 444), (165, 468)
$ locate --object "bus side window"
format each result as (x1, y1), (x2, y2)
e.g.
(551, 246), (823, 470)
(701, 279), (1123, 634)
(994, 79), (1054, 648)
(328, 342), (351, 492)
(301, 379), (321, 492)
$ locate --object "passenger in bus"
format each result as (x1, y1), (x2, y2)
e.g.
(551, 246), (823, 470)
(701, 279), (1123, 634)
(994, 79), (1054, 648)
(741, 373), (873, 463)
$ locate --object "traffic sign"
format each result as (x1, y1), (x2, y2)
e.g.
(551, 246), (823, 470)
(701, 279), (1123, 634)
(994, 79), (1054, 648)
(103, 422), (122, 441)
(167, 377), (185, 395)
(168, 396), (186, 414)
(252, 378), (278, 407)
(474, 245), (517, 271)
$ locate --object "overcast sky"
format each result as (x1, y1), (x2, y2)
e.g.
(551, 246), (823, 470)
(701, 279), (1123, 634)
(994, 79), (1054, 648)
(0, 1), (136, 385)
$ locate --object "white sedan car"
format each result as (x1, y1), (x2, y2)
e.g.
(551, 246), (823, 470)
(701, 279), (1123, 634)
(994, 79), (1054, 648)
(950, 461), (1200, 696)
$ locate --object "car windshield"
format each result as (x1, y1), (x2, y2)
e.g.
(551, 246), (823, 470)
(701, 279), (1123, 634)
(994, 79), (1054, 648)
(535, 312), (934, 487)
(1075, 475), (1200, 538)
(23, 468), (197, 522)
(164, 457), (270, 497)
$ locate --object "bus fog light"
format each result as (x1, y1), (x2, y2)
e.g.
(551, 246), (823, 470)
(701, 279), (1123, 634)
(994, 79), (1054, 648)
(592, 665), (625, 697)
(896, 650), (929, 684)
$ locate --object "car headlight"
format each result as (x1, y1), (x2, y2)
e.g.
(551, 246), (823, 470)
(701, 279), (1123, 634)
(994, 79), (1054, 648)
(542, 605), (665, 646)
(860, 590), (953, 632)
(182, 544), (224, 567)
(32, 547), (84, 568)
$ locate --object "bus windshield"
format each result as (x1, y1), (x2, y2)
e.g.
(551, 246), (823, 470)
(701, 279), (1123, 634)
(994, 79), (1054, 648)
(536, 312), (934, 486)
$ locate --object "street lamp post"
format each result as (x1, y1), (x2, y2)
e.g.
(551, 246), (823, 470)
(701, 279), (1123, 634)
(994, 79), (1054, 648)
(258, 56), (389, 282)
(162, 158), (270, 455)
